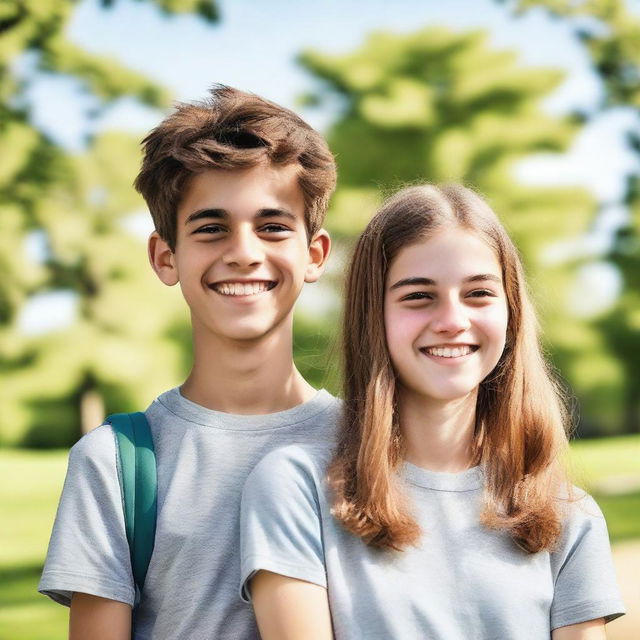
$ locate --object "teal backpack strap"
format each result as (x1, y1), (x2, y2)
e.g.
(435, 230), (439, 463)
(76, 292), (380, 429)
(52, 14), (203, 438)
(107, 412), (157, 594)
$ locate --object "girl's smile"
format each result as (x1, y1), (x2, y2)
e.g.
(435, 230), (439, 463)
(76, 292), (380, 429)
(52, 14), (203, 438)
(419, 343), (479, 363)
(384, 227), (509, 405)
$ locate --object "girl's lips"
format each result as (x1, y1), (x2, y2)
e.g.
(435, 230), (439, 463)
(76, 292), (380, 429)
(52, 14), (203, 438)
(419, 345), (479, 364)
(420, 345), (479, 357)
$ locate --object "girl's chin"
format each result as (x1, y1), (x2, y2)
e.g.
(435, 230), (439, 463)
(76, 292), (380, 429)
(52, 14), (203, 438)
(399, 385), (480, 405)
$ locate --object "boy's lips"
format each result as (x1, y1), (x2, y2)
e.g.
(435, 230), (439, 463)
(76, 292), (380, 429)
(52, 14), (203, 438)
(208, 280), (277, 297)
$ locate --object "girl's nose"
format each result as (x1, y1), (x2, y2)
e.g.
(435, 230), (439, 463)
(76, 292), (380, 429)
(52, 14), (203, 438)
(430, 298), (471, 334)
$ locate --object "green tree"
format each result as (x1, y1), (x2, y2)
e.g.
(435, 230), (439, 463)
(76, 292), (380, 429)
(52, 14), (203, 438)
(507, 0), (640, 432)
(297, 26), (620, 433)
(0, 0), (218, 446)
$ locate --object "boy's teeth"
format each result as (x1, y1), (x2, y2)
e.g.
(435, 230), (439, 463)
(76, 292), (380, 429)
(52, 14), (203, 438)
(215, 282), (271, 296)
(425, 346), (473, 358)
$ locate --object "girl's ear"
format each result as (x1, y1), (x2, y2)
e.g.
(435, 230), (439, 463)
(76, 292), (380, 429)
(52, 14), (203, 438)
(148, 232), (179, 286)
(305, 229), (332, 283)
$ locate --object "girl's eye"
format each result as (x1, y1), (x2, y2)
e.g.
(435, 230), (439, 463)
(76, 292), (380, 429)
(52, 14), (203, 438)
(401, 291), (434, 302)
(467, 289), (495, 298)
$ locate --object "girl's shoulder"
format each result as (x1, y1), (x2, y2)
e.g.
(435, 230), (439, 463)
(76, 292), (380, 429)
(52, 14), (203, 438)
(245, 442), (334, 499)
(557, 485), (605, 524)
(552, 485), (612, 561)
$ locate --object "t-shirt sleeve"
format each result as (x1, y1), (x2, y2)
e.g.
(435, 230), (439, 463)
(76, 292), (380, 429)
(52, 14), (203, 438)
(239, 446), (327, 603)
(38, 424), (135, 607)
(550, 492), (625, 630)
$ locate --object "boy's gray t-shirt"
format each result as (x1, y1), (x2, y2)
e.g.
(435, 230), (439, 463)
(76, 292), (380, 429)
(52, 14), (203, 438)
(39, 387), (340, 639)
(240, 445), (625, 640)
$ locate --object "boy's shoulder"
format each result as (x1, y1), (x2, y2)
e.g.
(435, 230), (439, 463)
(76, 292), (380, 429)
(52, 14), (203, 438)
(68, 421), (118, 468)
(69, 387), (341, 462)
(146, 386), (342, 432)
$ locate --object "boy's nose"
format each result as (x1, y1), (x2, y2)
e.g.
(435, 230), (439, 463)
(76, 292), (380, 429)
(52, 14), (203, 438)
(430, 298), (471, 334)
(223, 228), (264, 267)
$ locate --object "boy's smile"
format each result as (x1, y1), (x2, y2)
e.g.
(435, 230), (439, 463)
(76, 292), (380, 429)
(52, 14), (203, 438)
(149, 162), (330, 344)
(209, 280), (276, 297)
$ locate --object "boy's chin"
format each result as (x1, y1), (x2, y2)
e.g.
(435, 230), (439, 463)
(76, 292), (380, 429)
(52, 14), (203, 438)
(224, 327), (275, 342)
(191, 310), (294, 344)
(210, 320), (287, 343)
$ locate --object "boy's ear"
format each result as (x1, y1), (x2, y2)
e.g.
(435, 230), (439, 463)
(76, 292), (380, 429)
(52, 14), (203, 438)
(148, 232), (179, 286)
(304, 229), (331, 284)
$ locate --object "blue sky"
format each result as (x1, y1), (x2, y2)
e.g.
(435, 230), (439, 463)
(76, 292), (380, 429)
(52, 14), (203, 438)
(45, 0), (602, 140)
(28, 0), (637, 203)
(17, 0), (640, 329)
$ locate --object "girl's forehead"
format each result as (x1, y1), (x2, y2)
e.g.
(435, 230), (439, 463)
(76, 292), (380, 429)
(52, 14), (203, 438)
(388, 228), (502, 281)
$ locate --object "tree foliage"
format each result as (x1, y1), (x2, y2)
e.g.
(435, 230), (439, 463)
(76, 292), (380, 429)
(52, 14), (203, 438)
(298, 26), (624, 434)
(0, 0), (218, 446)
(506, 0), (640, 432)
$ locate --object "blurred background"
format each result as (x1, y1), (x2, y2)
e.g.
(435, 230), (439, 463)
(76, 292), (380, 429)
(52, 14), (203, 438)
(1, 0), (638, 637)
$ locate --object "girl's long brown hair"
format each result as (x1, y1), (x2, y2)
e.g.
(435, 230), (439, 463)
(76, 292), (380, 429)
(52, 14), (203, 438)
(330, 184), (571, 553)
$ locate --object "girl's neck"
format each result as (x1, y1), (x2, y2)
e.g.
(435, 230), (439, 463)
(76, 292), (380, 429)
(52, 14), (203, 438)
(398, 388), (478, 473)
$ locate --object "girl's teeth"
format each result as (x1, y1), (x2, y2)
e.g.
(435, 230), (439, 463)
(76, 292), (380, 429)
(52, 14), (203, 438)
(426, 346), (473, 358)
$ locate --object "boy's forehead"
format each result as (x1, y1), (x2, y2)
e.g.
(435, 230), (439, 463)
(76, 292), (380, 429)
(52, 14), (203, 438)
(177, 163), (304, 224)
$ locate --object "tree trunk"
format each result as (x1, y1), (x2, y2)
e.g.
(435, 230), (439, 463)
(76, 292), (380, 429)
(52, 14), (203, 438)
(624, 385), (640, 434)
(80, 387), (105, 434)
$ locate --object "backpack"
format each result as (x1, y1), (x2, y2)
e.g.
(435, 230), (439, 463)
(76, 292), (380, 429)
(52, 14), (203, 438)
(106, 412), (158, 595)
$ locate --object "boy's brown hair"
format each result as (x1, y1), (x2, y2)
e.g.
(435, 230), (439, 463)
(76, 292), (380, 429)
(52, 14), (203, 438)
(135, 84), (337, 250)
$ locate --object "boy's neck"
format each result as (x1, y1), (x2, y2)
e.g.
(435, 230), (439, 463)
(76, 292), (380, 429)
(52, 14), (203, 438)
(180, 325), (318, 415)
(399, 389), (478, 473)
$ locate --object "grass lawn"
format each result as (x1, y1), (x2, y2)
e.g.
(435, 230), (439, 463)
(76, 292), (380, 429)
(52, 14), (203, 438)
(570, 434), (640, 485)
(1, 435), (639, 638)
(0, 450), (69, 639)
(569, 434), (640, 542)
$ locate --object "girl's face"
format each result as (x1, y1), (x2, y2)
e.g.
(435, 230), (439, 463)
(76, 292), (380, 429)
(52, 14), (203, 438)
(384, 226), (509, 406)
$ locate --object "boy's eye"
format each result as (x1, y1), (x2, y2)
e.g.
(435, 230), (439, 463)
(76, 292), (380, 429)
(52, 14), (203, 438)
(194, 224), (225, 234)
(260, 224), (290, 233)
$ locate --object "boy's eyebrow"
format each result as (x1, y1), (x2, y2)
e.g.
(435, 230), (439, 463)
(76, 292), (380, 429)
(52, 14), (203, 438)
(185, 209), (226, 225)
(184, 208), (297, 225)
(389, 274), (502, 290)
(255, 208), (297, 222)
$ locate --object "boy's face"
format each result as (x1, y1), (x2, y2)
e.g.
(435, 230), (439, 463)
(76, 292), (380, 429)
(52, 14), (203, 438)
(149, 162), (330, 344)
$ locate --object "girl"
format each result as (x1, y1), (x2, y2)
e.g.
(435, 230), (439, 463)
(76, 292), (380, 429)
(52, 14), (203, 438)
(240, 185), (625, 639)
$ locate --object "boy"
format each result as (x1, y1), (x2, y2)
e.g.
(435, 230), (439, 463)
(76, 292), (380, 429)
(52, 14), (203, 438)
(39, 85), (339, 638)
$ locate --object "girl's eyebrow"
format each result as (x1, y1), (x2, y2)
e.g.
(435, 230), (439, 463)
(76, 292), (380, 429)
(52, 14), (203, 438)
(389, 273), (502, 290)
(390, 277), (435, 290)
(466, 273), (502, 284)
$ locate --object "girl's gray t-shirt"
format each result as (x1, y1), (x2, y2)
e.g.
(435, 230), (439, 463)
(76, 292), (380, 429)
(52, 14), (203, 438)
(39, 387), (341, 639)
(240, 445), (625, 639)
